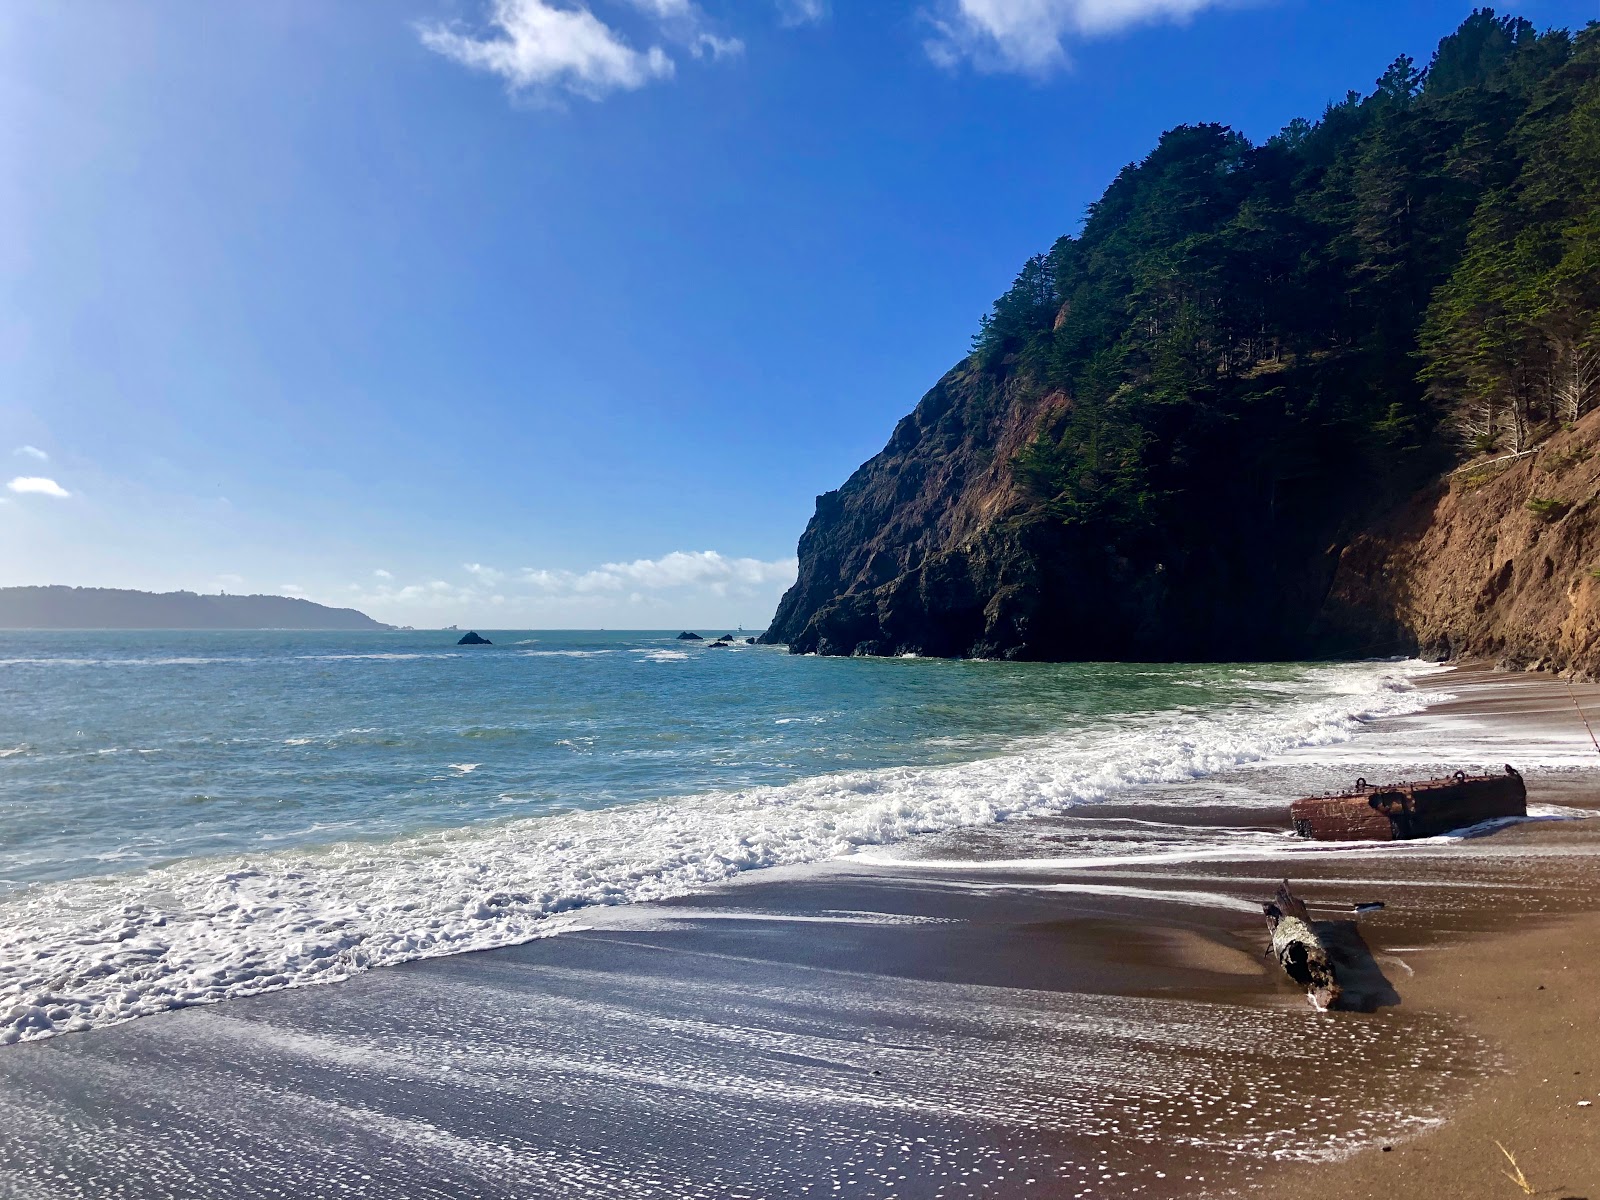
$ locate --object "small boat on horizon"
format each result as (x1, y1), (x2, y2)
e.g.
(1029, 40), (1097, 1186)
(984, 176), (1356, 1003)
(1289, 765), (1526, 841)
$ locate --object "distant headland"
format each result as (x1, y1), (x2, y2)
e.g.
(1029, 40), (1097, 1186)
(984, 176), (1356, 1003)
(0, 586), (393, 631)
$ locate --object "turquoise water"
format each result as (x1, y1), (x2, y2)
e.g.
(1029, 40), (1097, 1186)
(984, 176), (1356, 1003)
(1, 629), (1353, 890)
(0, 630), (1434, 1044)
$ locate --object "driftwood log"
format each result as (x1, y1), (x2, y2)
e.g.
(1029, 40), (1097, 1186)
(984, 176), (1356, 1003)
(1263, 879), (1342, 1009)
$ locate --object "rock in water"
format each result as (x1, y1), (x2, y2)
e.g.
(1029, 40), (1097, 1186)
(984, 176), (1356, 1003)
(675, 631), (704, 641)
(457, 631), (492, 645)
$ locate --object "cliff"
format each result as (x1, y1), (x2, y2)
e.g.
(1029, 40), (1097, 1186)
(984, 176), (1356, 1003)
(766, 13), (1600, 668)
(1320, 410), (1600, 676)
(0, 587), (393, 631)
(764, 358), (1396, 660)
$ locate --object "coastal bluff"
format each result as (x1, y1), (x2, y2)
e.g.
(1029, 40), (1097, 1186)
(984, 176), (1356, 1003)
(0, 586), (393, 631)
(764, 14), (1600, 673)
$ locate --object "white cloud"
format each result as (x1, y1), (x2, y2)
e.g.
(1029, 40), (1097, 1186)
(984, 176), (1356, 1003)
(419, 0), (675, 100)
(777, 0), (828, 26)
(622, 0), (696, 19)
(281, 583), (307, 597)
(691, 32), (744, 60)
(14, 445), (48, 461)
(520, 550), (797, 597)
(373, 568), (393, 579)
(927, 0), (1227, 75)
(419, 0), (752, 100)
(6, 476), (71, 498)
(342, 550), (796, 625)
(622, 0), (740, 55)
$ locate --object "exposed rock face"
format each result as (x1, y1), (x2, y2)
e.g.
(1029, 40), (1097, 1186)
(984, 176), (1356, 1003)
(676, 632), (704, 641)
(1318, 410), (1600, 677)
(762, 362), (1380, 660)
(457, 631), (492, 645)
(764, 365), (1600, 670)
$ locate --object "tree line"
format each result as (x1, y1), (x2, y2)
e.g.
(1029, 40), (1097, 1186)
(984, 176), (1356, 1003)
(977, 10), (1600, 536)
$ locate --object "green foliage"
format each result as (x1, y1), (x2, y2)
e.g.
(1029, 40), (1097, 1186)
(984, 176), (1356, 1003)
(1526, 496), (1570, 520)
(1540, 442), (1592, 470)
(1424, 9), (1540, 97)
(974, 10), (1600, 551)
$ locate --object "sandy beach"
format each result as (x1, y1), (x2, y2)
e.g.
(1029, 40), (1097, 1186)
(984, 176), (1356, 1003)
(1, 665), (1597, 1199)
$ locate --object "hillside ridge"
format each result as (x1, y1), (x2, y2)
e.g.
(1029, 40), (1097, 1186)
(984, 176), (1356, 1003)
(765, 11), (1600, 672)
(0, 586), (393, 631)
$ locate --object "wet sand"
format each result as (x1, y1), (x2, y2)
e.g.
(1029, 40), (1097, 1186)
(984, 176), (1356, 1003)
(1, 666), (1598, 1198)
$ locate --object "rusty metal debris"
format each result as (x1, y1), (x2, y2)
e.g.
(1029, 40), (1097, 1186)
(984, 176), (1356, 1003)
(1289, 765), (1526, 842)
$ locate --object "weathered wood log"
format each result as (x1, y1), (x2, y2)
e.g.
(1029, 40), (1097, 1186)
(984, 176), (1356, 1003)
(1263, 879), (1342, 1010)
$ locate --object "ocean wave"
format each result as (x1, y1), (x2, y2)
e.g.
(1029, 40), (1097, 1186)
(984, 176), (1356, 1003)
(0, 660), (1441, 1047)
(0, 656), (254, 668)
(297, 653), (453, 662)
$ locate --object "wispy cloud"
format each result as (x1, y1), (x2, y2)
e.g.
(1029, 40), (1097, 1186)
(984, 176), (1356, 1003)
(373, 568), (394, 579)
(420, 0), (674, 99)
(419, 0), (748, 102)
(344, 550), (796, 622)
(6, 476), (71, 498)
(14, 445), (48, 461)
(520, 550), (797, 598)
(777, 0), (828, 26)
(926, 0), (1228, 75)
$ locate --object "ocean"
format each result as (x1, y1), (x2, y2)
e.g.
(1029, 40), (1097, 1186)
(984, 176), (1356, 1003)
(0, 630), (1442, 1046)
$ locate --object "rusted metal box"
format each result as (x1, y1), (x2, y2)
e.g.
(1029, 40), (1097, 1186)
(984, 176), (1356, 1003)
(1290, 766), (1526, 841)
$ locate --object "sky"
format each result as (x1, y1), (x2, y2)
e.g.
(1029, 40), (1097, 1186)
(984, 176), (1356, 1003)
(2, 0), (1596, 629)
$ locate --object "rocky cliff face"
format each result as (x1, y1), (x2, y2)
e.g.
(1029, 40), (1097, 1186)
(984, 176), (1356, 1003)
(763, 359), (1392, 661)
(765, 370), (1600, 670)
(1319, 409), (1600, 677)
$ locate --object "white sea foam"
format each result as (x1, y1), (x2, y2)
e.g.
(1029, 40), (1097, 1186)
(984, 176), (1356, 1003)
(0, 660), (1442, 1046)
(447, 763), (481, 774)
(300, 653), (451, 662)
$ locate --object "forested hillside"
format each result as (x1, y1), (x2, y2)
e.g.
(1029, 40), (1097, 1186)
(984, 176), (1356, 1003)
(766, 11), (1600, 668)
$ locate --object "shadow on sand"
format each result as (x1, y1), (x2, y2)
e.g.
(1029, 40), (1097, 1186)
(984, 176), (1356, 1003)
(1318, 919), (1402, 1012)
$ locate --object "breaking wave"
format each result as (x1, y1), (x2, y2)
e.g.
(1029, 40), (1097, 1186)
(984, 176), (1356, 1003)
(0, 661), (1441, 1046)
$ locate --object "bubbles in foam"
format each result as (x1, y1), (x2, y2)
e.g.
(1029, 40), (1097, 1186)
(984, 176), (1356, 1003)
(0, 660), (1440, 1046)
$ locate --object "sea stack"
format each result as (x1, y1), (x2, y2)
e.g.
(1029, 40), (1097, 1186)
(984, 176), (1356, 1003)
(676, 631), (704, 641)
(457, 631), (492, 645)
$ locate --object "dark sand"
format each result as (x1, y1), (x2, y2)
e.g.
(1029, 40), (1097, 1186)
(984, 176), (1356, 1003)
(1, 666), (1597, 1198)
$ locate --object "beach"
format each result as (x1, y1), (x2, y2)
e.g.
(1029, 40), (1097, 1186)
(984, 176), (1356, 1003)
(1, 664), (1597, 1198)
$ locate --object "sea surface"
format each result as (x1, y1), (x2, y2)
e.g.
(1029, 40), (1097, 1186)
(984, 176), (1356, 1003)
(0, 630), (1447, 1046)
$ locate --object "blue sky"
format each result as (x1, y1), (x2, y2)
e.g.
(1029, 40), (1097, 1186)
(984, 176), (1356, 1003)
(2, 0), (1594, 628)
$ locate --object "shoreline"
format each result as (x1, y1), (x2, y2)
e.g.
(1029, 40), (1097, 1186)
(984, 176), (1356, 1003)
(1, 664), (1597, 1197)
(1249, 665), (1600, 1197)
